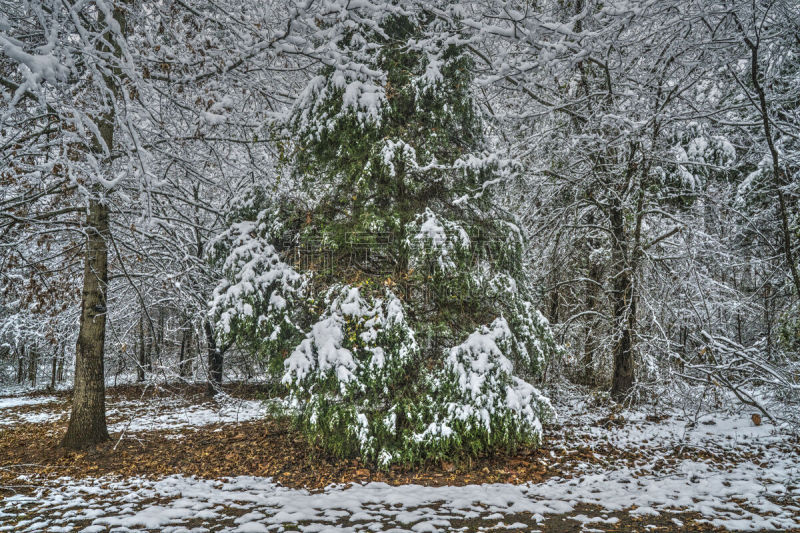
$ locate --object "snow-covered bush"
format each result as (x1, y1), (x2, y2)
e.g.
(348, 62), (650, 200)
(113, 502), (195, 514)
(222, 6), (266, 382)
(209, 197), (308, 374)
(211, 6), (558, 466)
(279, 286), (554, 466)
(283, 285), (420, 463)
(413, 317), (554, 460)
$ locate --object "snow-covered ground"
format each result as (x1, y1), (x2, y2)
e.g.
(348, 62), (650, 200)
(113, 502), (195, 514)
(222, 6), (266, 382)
(0, 392), (267, 432)
(0, 395), (63, 426)
(2, 453), (798, 532)
(542, 396), (799, 530)
(107, 395), (268, 434)
(0, 396), (59, 410)
(0, 391), (797, 532)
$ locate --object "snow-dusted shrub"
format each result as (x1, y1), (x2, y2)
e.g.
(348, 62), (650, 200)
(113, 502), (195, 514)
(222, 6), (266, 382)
(406, 318), (554, 462)
(209, 198), (308, 374)
(283, 285), (420, 462)
(408, 209), (472, 273)
(211, 7), (559, 465)
(281, 286), (553, 466)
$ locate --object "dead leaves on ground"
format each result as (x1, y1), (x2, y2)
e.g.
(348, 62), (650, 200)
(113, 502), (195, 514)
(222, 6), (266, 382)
(0, 416), (562, 492)
(0, 384), (786, 497)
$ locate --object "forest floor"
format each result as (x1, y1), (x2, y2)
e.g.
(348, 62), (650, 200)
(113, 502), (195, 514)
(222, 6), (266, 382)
(0, 383), (798, 532)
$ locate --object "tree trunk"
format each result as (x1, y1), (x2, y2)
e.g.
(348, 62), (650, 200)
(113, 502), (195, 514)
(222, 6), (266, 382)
(151, 306), (164, 372)
(60, 0), (128, 450)
(582, 261), (603, 386)
(137, 313), (145, 382)
(28, 347), (37, 386)
(179, 323), (192, 379)
(16, 348), (24, 384)
(609, 202), (635, 399)
(57, 344), (65, 382)
(61, 198), (111, 449)
(50, 347), (58, 390)
(146, 329), (153, 373)
(764, 283), (773, 359)
(204, 320), (223, 396)
(581, 209), (602, 386)
(187, 325), (196, 379)
(179, 325), (187, 378)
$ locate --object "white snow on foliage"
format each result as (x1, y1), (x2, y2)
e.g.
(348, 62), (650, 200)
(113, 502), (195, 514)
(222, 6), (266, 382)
(292, 61), (387, 134)
(0, 36), (68, 86)
(341, 79), (385, 123)
(379, 138), (418, 177)
(210, 220), (305, 337)
(437, 317), (552, 439)
(283, 286), (414, 392)
(410, 208), (470, 271)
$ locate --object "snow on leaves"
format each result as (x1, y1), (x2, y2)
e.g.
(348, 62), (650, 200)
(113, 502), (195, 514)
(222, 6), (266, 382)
(209, 212), (307, 370)
(282, 285), (417, 392)
(423, 317), (554, 446)
(409, 208), (471, 272)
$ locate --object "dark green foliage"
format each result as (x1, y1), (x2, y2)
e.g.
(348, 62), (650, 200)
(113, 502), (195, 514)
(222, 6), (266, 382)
(212, 9), (558, 467)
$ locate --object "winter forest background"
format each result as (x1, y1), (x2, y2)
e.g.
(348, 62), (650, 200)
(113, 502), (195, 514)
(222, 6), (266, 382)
(1, 0), (799, 461)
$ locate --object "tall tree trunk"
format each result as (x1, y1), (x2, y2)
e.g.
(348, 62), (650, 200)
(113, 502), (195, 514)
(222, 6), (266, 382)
(154, 307), (164, 370)
(28, 347), (37, 386)
(187, 325), (196, 379)
(609, 201), (635, 399)
(179, 322), (192, 379)
(61, 0), (127, 450)
(582, 261), (603, 386)
(179, 324), (187, 378)
(204, 320), (223, 396)
(137, 313), (145, 382)
(764, 282), (773, 359)
(16, 348), (24, 384)
(145, 327), (153, 373)
(61, 198), (111, 449)
(57, 344), (65, 382)
(50, 346), (58, 390)
(581, 209), (603, 386)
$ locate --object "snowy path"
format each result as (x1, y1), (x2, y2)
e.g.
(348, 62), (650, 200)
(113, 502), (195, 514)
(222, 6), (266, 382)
(2, 456), (799, 533)
(0, 391), (798, 531)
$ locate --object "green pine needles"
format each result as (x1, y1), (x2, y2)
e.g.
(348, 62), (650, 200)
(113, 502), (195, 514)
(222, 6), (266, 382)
(210, 8), (558, 467)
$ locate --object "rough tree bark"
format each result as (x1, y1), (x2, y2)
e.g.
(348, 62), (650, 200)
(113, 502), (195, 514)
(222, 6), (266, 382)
(137, 313), (145, 382)
(57, 345), (65, 382)
(16, 349), (23, 384)
(145, 324), (153, 373)
(581, 209), (603, 385)
(609, 199), (635, 399)
(582, 260), (603, 385)
(61, 1), (127, 450)
(28, 347), (37, 386)
(61, 197), (111, 449)
(50, 347), (58, 390)
(179, 322), (192, 379)
(204, 320), (223, 396)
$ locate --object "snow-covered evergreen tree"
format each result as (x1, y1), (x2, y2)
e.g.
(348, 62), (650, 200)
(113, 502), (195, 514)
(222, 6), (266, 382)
(211, 3), (557, 466)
